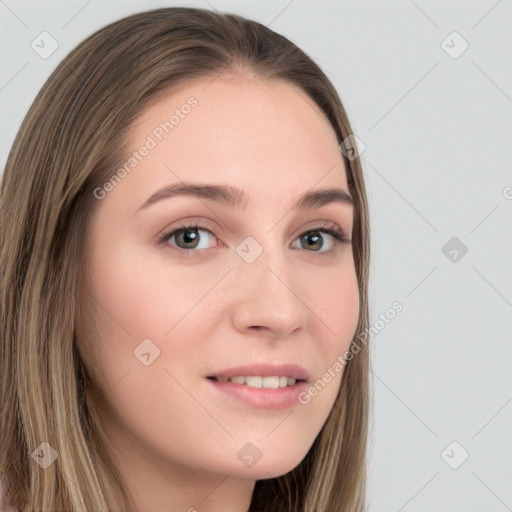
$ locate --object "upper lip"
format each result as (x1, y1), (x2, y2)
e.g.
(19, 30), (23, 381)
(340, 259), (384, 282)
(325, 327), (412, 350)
(208, 363), (311, 382)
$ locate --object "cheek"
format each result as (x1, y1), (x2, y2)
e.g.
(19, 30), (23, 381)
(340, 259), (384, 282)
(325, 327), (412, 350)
(81, 242), (221, 398)
(307, 259), (360, 348)
(86, 238), (220, 340)
(79, 247), (215, 453)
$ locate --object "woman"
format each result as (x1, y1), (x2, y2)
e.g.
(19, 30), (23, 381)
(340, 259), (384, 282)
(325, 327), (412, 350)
(0, 7), (370, 511)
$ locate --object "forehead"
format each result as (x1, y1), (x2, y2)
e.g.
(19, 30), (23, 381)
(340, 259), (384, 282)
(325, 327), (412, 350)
(124, 72), (349, 207)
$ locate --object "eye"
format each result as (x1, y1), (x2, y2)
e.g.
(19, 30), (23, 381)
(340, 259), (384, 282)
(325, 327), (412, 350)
(158, 220), (351, 257)
(158, 223), (216, 256)
(291, 222), (350, 252)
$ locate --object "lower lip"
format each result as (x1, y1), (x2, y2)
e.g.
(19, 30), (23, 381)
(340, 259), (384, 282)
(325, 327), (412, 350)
(206, 378), (309, 409)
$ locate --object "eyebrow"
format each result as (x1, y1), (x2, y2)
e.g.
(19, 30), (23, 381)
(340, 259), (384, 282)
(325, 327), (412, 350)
(135, 182), (354, 213)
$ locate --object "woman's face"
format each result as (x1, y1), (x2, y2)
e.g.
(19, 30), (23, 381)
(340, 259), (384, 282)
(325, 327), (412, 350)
(78, 72), (359, 486)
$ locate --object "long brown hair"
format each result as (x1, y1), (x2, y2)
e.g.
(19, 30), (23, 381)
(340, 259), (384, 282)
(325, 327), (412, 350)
(0, 7), (370, 511)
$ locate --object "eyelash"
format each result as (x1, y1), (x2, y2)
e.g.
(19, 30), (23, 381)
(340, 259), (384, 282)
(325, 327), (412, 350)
(157, 221), (351, 257)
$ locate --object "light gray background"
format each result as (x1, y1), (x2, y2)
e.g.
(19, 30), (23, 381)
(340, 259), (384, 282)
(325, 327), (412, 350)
(1, 1), (511, 510)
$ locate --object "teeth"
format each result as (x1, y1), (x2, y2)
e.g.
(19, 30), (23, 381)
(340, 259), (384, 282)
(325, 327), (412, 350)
(216, 376), (299, 388)
(245, 376), (263, 387)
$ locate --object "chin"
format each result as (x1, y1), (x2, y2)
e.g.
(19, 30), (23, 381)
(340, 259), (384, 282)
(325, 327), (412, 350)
(226, 444), (311, 480)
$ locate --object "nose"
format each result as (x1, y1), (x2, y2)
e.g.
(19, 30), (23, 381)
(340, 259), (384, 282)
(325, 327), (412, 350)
(229, 250), (308, 339)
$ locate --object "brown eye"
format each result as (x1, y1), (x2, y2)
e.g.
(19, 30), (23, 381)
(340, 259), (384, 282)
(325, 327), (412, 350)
(159, 224), (216, 252)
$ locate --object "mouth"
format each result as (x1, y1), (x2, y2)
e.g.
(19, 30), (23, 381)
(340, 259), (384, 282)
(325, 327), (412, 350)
(205, 363), (311, 409)
(205, 371), (310, 410)
(206, 375), (306, 388)
(206, 362), (310, 387)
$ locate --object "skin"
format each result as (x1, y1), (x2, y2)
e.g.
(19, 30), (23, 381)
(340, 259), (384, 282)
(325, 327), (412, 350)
(77, 70), (360, 512)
